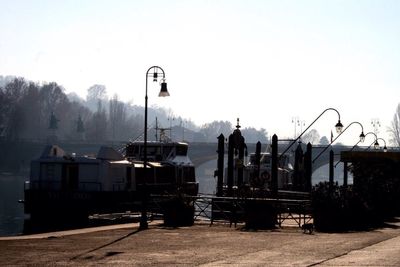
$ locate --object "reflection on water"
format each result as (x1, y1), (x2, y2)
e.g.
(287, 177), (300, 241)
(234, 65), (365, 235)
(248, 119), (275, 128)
(0, 174), (26, 236)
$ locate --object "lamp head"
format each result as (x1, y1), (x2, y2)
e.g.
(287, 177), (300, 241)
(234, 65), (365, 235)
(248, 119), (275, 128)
(359, 131), (365, 143)
(158, 79), (170, 97)
(374, 141), (379, 150)
(383, 146), (388, 152)
(335, 120), (343, 134)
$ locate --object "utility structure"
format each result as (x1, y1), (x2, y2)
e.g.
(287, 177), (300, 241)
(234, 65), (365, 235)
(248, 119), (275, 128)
(140, 66), (170, 230)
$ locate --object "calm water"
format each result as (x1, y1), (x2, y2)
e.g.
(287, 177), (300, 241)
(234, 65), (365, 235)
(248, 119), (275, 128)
(0, 174), (26, 236)
(0, 160), (349, 236)
(312, 162), (354, 185)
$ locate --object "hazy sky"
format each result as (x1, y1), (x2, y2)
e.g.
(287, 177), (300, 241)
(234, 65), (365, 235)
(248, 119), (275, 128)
(1, 0), (399, 145)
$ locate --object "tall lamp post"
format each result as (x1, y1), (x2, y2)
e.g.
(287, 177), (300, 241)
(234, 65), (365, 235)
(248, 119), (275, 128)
(313, 121), (365, 163)
(140, 66), (170, 230)
(292, 117), (305, 139)
(280, 108), (343, 159)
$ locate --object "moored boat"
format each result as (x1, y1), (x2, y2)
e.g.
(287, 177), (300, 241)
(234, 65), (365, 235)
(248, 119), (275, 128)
(23, 141), (198, 225)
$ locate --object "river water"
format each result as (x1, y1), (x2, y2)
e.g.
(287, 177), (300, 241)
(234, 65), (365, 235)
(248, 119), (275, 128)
(0, 160), (350, 236)
(0, 174), (26, 236)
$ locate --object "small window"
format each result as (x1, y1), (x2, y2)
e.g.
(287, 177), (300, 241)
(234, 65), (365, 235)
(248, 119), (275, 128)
(176, 144), (188, 156)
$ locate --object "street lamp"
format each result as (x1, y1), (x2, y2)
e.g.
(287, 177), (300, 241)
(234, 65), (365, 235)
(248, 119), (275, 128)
(292, 117), (306, 139)
(350, 132), (377, 150)
(380, 138), (388, 152)
(334, 131), (377, 168)
(280, 108), (343, 159)
(366, 137), (387, 152)
(313, 121), (364, 163)
(140, 66), (170, 230)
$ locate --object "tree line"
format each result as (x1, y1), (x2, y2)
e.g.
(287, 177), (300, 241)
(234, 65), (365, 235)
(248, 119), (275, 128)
(0, 76), (270, 143)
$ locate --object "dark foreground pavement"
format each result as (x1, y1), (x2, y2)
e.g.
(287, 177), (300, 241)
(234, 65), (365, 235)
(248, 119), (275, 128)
(1, 220), (400, 266)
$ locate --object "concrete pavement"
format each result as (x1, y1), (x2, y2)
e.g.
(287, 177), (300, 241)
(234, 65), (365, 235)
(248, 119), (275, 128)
(1, 220), (400, 266)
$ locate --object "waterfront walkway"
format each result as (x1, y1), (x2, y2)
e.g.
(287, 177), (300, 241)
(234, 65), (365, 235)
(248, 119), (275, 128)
(1, 219), (400, 266)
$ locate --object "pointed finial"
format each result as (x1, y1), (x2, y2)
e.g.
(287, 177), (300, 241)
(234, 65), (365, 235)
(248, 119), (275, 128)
(236, 118), (241, 129)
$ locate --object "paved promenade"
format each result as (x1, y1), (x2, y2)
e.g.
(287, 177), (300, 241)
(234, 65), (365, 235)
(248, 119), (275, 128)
(1, 220), (400, 266)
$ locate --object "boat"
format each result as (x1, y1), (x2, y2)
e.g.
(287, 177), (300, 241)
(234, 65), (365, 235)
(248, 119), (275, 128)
(244, 152), (294, 190)
(23, 140), (198, 224)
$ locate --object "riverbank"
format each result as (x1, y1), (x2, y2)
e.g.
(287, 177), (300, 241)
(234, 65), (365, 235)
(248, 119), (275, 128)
(1, 219), (400, 266)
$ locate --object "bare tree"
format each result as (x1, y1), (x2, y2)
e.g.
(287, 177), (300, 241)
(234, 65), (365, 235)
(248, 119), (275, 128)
(86, 84), (108, 112)
(86, 100), (108, 142)
(200, 121), (233, 142)
(319, 136), (330, 145)
(109, 94), (127, 141)
(301, 129), (320, 145)
(241, 127), (268, 143)
(3, 78), (27, 140)
(389, 103), (400, 146)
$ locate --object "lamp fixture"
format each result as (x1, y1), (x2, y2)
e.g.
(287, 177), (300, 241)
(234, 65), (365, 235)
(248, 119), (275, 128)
(374, 140), (379, 150)
(359, 131), (365, 142)
(335, 120), (344, 134)
(158, 79), (169, 97)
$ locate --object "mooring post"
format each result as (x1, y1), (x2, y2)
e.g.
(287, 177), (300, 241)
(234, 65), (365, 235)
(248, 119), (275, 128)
(271, 134), (278, 197)
(293, 144), (304, 191)
(255, 141), (261, 180)
(216, 134), (225, 196)
(343, 161), (348, 188)
(227, 134), (234, 196)
(304, 142), (312, 192)
(329, 149), (334, 189)
(237, 135), (245, 187)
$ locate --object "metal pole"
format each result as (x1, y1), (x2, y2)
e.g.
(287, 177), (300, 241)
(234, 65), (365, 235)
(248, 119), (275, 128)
(140, 69), (150, 230)
(329, 149), (334, 189)
(216, 134), (225, 196)
(140, 66), (166, 230)
(305, 142), (312, 192)
(255, 141), (261, 181)
(227, 134), (234, 197)
(343, 161), (348, 187)
(237, 136), (245, 187)
(271, 134), (278, 197)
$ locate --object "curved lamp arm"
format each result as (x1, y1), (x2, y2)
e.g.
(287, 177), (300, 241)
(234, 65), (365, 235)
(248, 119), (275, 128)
(334, 131), (377, 168)
(279, 107), (342, 159)
(313, 121), (364, 163)
(350, 131), (377, 151)
(366, 137), (387, 151)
